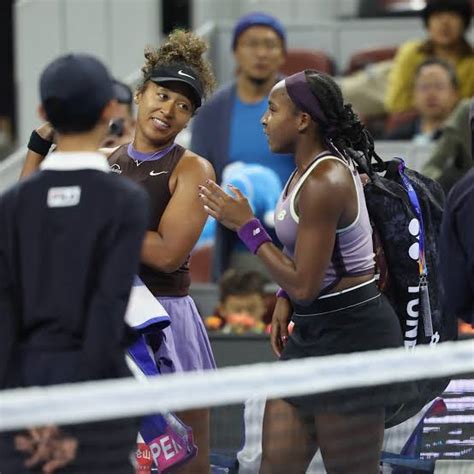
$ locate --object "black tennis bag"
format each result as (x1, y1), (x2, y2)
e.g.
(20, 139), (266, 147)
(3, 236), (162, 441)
(353, 153), (458, 428)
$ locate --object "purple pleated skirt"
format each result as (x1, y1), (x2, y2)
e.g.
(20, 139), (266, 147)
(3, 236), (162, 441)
(153, 296), (216, 374)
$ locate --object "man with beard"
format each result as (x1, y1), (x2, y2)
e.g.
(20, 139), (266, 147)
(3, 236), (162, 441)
(190, 12), (290, 277)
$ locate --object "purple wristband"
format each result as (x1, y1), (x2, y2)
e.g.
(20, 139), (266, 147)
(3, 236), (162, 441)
(276, 288), (290, 300)
(237, 218), (272, 254)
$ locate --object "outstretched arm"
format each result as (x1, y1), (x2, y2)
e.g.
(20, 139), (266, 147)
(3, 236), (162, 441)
(200, 160), (350, 304)
(20, 123), (118, 179)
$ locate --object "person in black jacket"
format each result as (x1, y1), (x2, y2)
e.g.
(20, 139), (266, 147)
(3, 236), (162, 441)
(0, 53), (148, 474)
(439, 99), (474, 327)
(20, 31), (218, 474)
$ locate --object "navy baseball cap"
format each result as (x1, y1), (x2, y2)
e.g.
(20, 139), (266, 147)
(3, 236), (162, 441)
(40, 53), (116, 127)
(147, 62), (204, 108)
(232, 12), (286, 50)
(113, 79), (133, 105)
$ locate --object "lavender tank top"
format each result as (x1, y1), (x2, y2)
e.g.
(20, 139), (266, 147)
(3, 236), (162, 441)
(274, 153), (374, 295)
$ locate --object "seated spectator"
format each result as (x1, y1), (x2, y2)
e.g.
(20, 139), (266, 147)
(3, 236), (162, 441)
(421, 98), (472, 193)
(204, 269), (268, 334)
(385, 58), (459, 143)
(190, 12), (291, 279)
(385, 0), (473, 114)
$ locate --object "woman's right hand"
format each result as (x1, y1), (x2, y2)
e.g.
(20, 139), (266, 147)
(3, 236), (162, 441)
(36, 122), (55, 143)
(270, 296), (292, 357)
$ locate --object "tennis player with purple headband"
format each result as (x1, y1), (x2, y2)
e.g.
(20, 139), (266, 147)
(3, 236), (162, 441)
(22, 30), (217, 474)
(199, 70), (417, 473)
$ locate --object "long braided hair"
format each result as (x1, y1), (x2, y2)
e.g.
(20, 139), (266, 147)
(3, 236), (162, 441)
(304, 70), (382, 170)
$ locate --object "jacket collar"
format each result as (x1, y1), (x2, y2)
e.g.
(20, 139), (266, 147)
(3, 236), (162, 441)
(40, 151), (110, 172)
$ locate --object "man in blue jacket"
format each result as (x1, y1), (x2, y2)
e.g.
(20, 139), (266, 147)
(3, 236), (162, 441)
(191, 12), (291, 278)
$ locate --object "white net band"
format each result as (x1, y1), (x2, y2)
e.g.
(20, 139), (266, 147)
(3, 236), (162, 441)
(1, 339), (472, 431)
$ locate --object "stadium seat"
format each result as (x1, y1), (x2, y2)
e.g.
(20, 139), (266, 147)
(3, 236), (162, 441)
(280, 48), (336, 76)
(384, 109), (418, 135)
(346, 46), (398, 75)
(189, 244), (213, 283)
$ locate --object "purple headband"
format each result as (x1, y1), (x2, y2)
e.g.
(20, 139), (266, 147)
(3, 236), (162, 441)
(285, 71), (329, 128)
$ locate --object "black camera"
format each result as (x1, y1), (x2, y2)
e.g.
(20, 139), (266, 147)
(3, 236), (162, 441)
(108, 118), (125, 137)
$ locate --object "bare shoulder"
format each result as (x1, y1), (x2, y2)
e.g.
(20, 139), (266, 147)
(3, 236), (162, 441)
(175, 149), (215, 180)
(300, 156), (353, 203)
(308, 156), (351, 185)
(98, 146), (120, 159)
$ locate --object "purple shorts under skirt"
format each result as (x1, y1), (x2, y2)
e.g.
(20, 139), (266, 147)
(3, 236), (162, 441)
(152, 295), (216, 374)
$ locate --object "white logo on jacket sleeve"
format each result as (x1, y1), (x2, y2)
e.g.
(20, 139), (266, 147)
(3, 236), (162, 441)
(47, 186), (81, 207)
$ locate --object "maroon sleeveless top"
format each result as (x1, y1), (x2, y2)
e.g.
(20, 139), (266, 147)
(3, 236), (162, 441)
(108, 144), (190, 296)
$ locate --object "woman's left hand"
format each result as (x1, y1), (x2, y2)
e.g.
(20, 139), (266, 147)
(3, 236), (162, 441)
(199, 180), (254, 231)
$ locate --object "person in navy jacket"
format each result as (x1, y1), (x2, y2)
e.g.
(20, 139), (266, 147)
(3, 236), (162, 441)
(438, 99), (474, 326)
(0, 53), (148, 474)
(190, 12), (290, 279)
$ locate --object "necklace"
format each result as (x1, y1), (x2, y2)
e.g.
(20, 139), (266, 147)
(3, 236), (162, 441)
(127, 143), (176, 167)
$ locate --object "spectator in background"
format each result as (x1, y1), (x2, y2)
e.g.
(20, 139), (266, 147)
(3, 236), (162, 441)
(204, 269), (272, 474)
(101, 80), (136, 148)
(422, 98), (472, 193)
(385, 58), (459, 143)
(190, 12), (291, 279)
(385, 0), (473, 114)
(205, 269), (268, 334)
